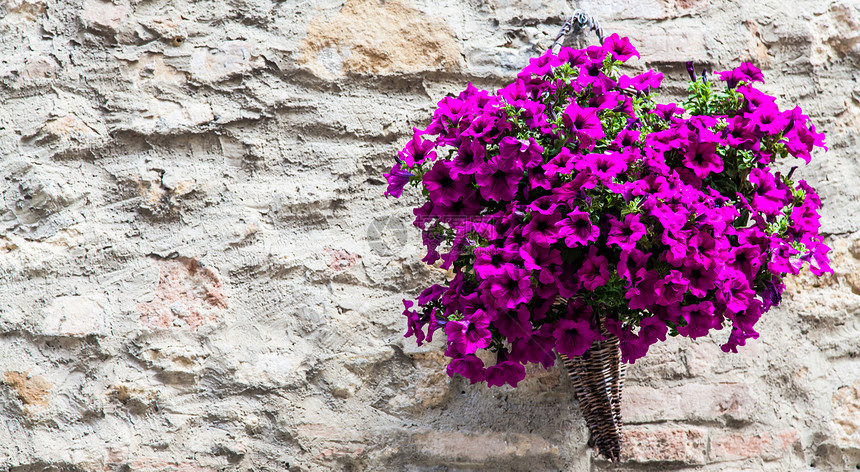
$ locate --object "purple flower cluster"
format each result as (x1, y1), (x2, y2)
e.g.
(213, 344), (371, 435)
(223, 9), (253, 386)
(386, 34), (830, 387)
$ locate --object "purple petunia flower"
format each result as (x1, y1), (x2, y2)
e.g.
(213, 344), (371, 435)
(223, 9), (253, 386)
(522, 212), (562, 247)
(494, 305), (533, 340)
(498, 136), (544, 172)
(518, 48), (563, 79)
(607, 213), (647, 252)
(677, 301), (720, 339)
(748, 167), (790, 215)
(461, 112), (499, 141)
(398, 128), (437, 166)
(748, 103), (790, 136)
(512, 327), (556, 368)
(475, 159), (522, 202)
(474, 246), (514, 280)
(486, 358), (527, 387)
(556, 207), (600, 247)
(603, 33), (640, 62)
(563, 103), (605, 149)
(488, 264), (534, 309)
(446, 355), (486, 383)
(384, 162), (413, 198)
(445, 309), (493, 354)
(451, 139), (486, 176)
(402, 299), (425, 346)
(716, 270), (755, 314)
(576, 151), (628, 182)
(618, 70), (662, 91)
(521, 242), (562, 284)
(423, 160), (469, 206)
(578, 246), (610, 291)
(683, 135), (723, 179)
(554, 318), (603, 357)
(654, 270), (690, 306)
(577, 60), (617, 95)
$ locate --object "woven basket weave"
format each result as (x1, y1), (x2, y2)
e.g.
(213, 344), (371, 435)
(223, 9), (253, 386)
(558, 319), (626, 461)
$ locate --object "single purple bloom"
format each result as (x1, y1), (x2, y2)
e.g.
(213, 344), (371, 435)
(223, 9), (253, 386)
(577, 60), (617, 95)
(730, 244), (764, 280)
(610, 129), (641, 151)
(474, 246), (514, 280)
(575, 152), (627, 182)
(607, 213), (647, 252)
(603, 34), (640, 62)
(630, 70), (662, 91)
(605, 318), (649, 364)
(403, 299), (426, 346)
(383, 162), (413, 198)
(748, 103), (790, 136)
(683, 137), (723, 178)
(494, 305), (533, 340)
(556, 207), (600, 247)
(677, 301), (720, 339)
(651, 103), (684, 122)
(475, 159), (522, 202)
(522, 212), (562, 247)
(737, 84), (777, 112)
(451, 139), (486, 176)
(716, 270), (755, 314)
(461, 113), (498, 141)
(654, 270), (690, 306)
(638, 316), (668, 345)
(553, 318), (603, 357)
(488, 264), (534, 309)
(512, 328), (556, 368)
(543, 147), (578, 178)
(446, 355), (486, 384)
(563, 103), (605, 150)
(617, 248), (650, 287)
(748, 167), (790, 215)
(558, 47), (589, 66)
(444, 309), (492, 354)
(398, 129), (437, 166)
(518, 48), (563, 78)
(578, 246), (610, 291)
(626, 271), (661, 310)
(498, 136), (544, 172)
(552, 168), (597, 203)
(485, 360), (526, 388)
(721, 326), (759, 353)
(418, 284), (445, 305)
(682, 266), (718, 297)
(521, 243), (562, 284)
(423, 160), (469, 206)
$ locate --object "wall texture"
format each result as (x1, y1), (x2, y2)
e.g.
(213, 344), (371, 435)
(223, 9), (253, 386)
(0, 0), (858, 471)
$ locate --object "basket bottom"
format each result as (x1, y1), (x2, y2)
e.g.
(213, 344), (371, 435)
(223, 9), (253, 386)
(559, 334), (626, 461)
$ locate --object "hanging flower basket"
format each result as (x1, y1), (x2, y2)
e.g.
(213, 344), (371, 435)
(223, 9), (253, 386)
(384, 14), (830, 461)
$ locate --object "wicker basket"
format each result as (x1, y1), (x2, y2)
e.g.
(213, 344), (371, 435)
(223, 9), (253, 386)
(558, 319), (626, 461)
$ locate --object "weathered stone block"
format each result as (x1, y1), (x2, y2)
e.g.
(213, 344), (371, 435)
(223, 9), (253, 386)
(624, 382), (755, 424)
(620, 426), (708, 463)
(41, 295), (108, 337)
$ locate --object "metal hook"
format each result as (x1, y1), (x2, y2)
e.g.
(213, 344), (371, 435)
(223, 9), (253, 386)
(551, 10), (606, 51)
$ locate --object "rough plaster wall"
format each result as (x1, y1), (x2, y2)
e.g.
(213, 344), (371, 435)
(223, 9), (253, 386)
(0, 0), (858, 471)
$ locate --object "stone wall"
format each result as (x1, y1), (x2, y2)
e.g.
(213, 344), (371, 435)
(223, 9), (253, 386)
(0, 0), (858, 470)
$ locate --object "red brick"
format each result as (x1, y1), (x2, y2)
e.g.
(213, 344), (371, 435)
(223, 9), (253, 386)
(710, 428), (799, 462)
(620, 426), (707, 463)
